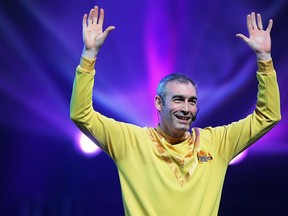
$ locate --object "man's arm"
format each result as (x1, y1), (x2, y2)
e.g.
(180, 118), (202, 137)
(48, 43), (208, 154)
(209, 60), (281, 162)
(70, 6), (145, 161)
(70, 6), (116, 150)
(70, 5), (115, 123)
(208, 13), (281, 162)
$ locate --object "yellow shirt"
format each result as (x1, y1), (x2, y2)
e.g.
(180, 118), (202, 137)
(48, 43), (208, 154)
(70, 57), (281, 216)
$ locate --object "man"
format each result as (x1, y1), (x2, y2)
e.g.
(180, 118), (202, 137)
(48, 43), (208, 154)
(70, 6), (281, 216)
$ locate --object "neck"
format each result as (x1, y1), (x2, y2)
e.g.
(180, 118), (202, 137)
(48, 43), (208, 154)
(156, 125), (187, 144)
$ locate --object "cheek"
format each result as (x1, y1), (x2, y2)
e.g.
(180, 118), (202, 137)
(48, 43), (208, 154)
(192, 106), (198, 113)
(169, 104), (181, 113)
(161, 106), (176, 120)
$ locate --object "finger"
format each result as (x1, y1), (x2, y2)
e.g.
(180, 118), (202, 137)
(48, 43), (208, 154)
(102, 26), (116, 39)
(93, 6), (98, 24)
(98, 8), (104, 26)
(82, 14), (87, 29)
(266, 19), (273, 33)
(251, 12), (257, 30)
(236, 33), (249, 43)
(247, 14), (253, 33)
(257, 13), (263, 30)
(88, 8), (94, 25)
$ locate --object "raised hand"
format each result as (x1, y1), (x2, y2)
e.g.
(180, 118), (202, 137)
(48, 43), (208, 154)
(82, 6), (115, 58)
(236, 12), (273, 61)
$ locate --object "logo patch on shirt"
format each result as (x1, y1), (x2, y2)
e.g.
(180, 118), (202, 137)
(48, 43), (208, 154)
(197, 150), (213, 163)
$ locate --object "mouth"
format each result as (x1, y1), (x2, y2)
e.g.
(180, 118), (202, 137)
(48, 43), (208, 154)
(175, 115), (191, 122)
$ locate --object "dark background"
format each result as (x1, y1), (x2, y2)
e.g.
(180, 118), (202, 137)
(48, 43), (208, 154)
(1, 0), (287, 215)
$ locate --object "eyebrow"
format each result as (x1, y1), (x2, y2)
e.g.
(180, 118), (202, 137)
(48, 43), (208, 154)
(172, 95), (198, 101)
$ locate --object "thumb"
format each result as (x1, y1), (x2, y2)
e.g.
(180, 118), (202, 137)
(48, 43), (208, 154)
(236, 33), (249, 43)
(102, 26), (116, 39)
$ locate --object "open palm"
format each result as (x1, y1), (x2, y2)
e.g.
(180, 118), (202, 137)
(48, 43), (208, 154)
(237, 13), (273, 58)
(82, 6), (115, 50)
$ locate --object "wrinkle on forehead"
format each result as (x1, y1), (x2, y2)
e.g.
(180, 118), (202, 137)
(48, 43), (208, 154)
(166, 81), (197, 98)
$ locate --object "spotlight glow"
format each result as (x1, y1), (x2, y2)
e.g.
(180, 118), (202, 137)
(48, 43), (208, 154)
(77, 133), (101, 157)
(229, 150), (248, 165)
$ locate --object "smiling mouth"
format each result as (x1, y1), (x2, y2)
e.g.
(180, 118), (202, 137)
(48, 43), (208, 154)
(176, 116), (191, 121)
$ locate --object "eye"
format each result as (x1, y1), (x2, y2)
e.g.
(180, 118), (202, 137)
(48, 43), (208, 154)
(173, 98), (183, 103)
(189, 100), (197, 106)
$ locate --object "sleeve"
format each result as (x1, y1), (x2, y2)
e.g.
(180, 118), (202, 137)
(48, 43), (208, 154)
(204, 60), (281, 163)
(70, 56), (143, 161)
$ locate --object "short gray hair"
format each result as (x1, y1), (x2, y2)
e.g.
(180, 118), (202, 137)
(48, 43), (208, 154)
(157, 73), (197, 104)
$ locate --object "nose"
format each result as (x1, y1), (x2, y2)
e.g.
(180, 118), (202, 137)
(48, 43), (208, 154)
(181, 102), (190, 112)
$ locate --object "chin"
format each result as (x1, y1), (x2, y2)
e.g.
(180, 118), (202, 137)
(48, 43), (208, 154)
(176, 125), (189, 133)
(177, 122), (191, 130)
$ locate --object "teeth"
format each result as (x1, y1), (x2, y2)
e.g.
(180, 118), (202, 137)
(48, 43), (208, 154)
(178, 116), (189, 120)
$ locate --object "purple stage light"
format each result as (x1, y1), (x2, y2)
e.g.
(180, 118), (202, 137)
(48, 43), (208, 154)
(76, 133), (102, 157)
(229, 150), (248, 165)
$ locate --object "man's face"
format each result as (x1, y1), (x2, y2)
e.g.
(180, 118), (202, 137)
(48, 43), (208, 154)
(158, 81), (198, 138)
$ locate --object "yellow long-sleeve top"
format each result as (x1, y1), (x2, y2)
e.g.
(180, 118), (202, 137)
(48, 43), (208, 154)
(70, 56), (281, 216)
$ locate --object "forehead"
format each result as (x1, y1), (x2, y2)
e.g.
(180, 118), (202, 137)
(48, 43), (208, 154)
(165, 80), (197, 97)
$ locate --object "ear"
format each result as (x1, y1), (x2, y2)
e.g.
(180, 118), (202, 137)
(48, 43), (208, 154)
(155, 95), (162, 111)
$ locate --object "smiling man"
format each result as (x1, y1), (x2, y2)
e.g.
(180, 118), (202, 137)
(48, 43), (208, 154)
(70, 6), (281, 216)
(155, 74), (198, 139)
